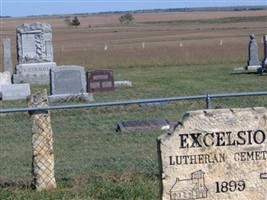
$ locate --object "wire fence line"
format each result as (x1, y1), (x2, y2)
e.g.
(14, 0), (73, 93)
(1, 91), (267, 114)
(0, 91), (267, 191)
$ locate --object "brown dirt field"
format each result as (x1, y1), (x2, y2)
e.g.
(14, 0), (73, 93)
(0, 10), (266, 70)
(1, 10), (266, 28)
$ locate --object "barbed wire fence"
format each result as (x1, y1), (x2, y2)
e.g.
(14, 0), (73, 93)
(0, 91), (267, 192)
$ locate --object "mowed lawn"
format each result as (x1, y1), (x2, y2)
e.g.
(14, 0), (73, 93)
(1, 10), (267, 199)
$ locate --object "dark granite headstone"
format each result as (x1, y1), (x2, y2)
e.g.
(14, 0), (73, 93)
(86, 70), (114, 93)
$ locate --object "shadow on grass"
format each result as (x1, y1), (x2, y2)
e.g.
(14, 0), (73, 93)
(0, 180), (32, 189)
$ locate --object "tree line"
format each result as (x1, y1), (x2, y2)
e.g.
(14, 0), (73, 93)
(64, 13), (134, 28)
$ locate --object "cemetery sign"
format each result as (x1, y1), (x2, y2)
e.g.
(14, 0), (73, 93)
(158, 107), (267, 200)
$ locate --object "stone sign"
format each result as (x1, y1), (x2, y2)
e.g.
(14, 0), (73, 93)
(158, 107), (267, 200)
(13, 22), (56, 84)
(86, 70), (115, 92)
(3, 38), (13, 74)
(49, 65), (93, 103)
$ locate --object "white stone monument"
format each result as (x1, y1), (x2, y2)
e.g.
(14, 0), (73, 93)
(13, 22), (56, 84)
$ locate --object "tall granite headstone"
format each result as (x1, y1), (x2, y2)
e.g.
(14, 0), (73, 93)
(13, 22), (56, 84)
(158, 107), (267, 200)
(3, 38), (13, 74)
(246, 34), (261, 70)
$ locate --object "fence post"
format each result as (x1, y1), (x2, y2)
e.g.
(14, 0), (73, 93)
(206, 93), (211, 109)
(27, 89), (57, 190)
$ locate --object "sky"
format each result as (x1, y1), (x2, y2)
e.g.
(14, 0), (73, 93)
(0, 0), (266, 17)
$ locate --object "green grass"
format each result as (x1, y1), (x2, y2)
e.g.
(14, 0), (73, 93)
(1, 77), (267, 200)
(1, 33), (267, 200)
(2, 62), (266, 109)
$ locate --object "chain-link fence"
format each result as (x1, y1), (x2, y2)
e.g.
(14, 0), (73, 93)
(1, 91), (267, 199)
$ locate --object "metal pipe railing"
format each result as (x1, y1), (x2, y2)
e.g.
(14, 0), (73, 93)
(1, 91), (267, 114)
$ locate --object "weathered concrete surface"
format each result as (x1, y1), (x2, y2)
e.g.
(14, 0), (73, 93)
(27, 89), (56, 190)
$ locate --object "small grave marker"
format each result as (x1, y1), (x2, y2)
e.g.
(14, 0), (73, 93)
(1, 83), (31, 100)
(117, 119), (169, 132)
(158, 107), (267, 200)
(114, 80), (132, 87)
(87, 70), (114, 93)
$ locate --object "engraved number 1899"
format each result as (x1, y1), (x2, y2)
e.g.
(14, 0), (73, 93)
(215, 180), (246, 193)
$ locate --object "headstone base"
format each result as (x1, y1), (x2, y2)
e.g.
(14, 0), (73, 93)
(48, 93), (93, 103)
(233, 65), (261, 73)
(13, 62), (56, 84)
(245, 65), (261, 71)
(116, 119), (169, 132)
